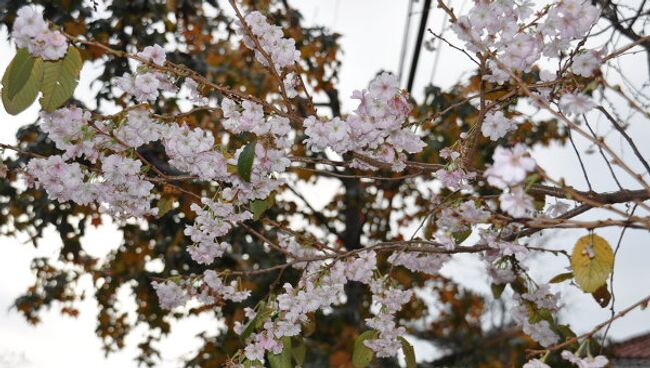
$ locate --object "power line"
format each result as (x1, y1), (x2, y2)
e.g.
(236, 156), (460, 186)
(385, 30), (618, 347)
(398, 0), (415, 84)
(429, 12), (449, 85)
(430, 0), (470, 85)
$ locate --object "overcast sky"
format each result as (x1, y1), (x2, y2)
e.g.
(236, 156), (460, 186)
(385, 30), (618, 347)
(1, 1), (650, 367)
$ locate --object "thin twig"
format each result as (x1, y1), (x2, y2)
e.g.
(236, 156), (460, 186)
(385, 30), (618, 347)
(427, 29), (479, 64)
(528, 293), (650, 356)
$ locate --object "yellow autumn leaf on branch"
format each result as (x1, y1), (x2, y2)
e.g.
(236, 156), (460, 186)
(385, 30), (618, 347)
(571, 234), (614, 293)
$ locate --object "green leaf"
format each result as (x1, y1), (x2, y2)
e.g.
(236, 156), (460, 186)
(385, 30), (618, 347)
(510, 277), (527, 294)
(255, 302), (275, 329)
(291, 337), (306, 366)
(4, 49), (35, 100)
(555, 324), (577, 340)
(2, 50), (43, 115)
(532, 192), (546, 211)
(452, 228), (472, 244)
(267, 336), (292, 368)
(237, 140), (256, 182)
(525, 173), (540, 189)
(157, 197), (174, 217)
(491, 283), (506, 299)
(239, 301), (275, 341)
(250, 195), (274, 220)
(571, 234), (614, 293)
(398, 336), (416, 368)
(239, 318), (257, 341)
(549, 272), (574, 284)
(242, 360), (263, 368)
(528, 307), (554, 325)
(352, 330), (378, 368)
(555, 324), (579, 350)
(39, 46), (83, 112)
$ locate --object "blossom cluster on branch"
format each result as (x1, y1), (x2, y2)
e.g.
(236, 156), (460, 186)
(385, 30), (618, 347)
(12, 6), (69, 60)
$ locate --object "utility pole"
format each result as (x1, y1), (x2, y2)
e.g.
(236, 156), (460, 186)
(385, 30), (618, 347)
(406, 0), (432, 93)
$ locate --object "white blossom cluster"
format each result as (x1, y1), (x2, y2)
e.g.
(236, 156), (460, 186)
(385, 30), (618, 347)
(303, 72), (426, 171)
(114, 109), (163, 148)
(240, 11), (301, 71)
(388, 251), (449, 276)
(152, 270), (250, 311)
(203, 270), (251, 302)
(523, 348), (609, 368)
(453, 0), (600, 82)
(522, 284), (561, 311)
(26, 156), (91, 205)
(40, 107), (115, 162)
(484, 144), (537, 218)
(26, 151), (158, 218)
(183, 78), (210, 106)
(283, 72), (299, 98)
(276, 235), (320, 269)
(512, 303), (560, 347)
(114, 45), (175, 103)
(344, 250), (377, 283)
(162, 123), (229, 181)
(241, 261), (349, 362)
(560, 92), (597, 115)
(12, 6), (68, 60)
(26, 99), (267, 303)
(185, 199), (251, 265)
(561, 350), (609, 368)
(481, 111), (517, 141)
(151, 280), (189, 310)
(434, 148), (476, 191)
(115, 71), (177, 103)
(236, 250), (405, 362)
(452, 0), (601, 127)
(364, 278), (413, 357)
(479, 228), (528, 273)
(438, 200), (491, 232)
(98, 154), (158, 217)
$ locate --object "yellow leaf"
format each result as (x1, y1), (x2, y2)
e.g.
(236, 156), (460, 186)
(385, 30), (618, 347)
(571, 234), (614, 293)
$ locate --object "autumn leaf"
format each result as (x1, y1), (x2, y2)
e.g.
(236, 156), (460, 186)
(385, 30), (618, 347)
(571, 234), (614, 293)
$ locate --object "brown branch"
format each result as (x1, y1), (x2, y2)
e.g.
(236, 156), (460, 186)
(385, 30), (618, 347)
(63, 33), (303, 126)
(528, 293), (650, 356)
(227, 0), (295, 114)
(285, 183), (340, 238)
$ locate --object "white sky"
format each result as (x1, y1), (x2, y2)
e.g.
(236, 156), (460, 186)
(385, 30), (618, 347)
(1, 1), (650, 367)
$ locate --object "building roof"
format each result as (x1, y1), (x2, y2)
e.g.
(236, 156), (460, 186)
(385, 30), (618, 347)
(612, 332), (650, 359)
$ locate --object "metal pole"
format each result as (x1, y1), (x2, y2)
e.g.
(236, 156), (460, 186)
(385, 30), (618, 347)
(406, 0), (432, 94)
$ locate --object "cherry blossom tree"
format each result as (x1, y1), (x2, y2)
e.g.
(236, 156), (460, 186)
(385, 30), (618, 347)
(1, 0), (650, 367)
